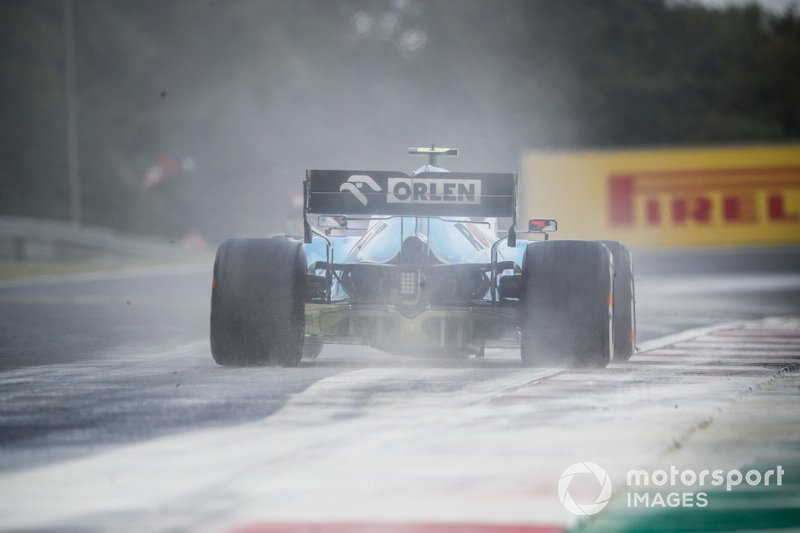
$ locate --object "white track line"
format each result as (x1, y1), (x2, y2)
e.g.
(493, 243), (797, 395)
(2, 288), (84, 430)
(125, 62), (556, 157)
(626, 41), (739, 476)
(636, 321), (744, 353)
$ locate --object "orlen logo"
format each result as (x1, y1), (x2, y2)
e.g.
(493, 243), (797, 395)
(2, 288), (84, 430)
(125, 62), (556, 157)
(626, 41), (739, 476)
(387, 178), (481, 204)
(340, 175), (382, 206)
(558, 462), (613, 516)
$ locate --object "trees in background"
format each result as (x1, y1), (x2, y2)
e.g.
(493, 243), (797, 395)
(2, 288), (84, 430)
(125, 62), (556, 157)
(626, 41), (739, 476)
(1, 0), (798, 240)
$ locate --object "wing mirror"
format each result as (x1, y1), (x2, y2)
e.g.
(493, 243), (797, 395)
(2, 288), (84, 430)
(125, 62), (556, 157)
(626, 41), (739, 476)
(528, 218), (557, 240)
(317, 215), (349, 229)
(316, 216), (370, 235)
(528, 218), (557, 233)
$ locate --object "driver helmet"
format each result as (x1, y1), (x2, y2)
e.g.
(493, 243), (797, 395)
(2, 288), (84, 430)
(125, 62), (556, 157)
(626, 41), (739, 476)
(411, 164), (450, 176)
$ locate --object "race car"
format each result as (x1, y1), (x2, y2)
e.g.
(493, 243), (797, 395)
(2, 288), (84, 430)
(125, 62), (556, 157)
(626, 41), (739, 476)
(210, 147), (635, 368)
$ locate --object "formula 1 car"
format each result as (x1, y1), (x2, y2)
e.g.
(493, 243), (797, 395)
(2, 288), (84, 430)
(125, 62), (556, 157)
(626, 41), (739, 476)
(210, 147), (635, 368)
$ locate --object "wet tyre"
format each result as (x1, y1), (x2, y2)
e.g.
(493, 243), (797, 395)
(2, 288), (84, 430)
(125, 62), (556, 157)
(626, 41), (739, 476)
(521, 240), (613, 368)
(600, 241), (636, 361)
(210, 237), (306, 366)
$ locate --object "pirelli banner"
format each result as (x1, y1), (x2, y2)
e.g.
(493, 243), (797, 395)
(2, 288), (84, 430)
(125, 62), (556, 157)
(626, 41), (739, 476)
(521, 144), (800, 248)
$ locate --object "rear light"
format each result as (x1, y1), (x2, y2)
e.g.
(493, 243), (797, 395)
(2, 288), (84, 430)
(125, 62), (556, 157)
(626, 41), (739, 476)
(399, 270), (419, 296)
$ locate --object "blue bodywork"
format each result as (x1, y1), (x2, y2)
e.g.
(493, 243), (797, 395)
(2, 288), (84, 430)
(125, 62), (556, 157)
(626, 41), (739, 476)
(303, 218), (529, 302)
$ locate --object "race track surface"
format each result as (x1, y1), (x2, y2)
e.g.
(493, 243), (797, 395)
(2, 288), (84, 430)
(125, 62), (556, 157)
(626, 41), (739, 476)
(0, 247), (799, 531)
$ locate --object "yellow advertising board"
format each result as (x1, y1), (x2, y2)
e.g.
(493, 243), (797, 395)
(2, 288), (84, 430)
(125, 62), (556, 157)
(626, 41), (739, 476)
(521, 144), (800, 249)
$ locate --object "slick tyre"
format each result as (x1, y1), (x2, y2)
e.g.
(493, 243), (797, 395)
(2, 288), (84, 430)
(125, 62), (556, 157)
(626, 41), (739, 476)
(599, 241), (636, 361)
(210, 237), (306, 366)
(521, 240), (613, 368)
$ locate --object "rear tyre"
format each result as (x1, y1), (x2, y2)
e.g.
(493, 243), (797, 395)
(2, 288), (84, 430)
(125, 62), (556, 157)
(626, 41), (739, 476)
(210, 237), (306, 366)
(521, 241), (613, 368)
(600, 241), (636, 361)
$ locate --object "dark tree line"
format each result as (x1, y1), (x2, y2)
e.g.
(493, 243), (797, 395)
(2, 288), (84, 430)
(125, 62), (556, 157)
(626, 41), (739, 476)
(1, 0), (798, 241)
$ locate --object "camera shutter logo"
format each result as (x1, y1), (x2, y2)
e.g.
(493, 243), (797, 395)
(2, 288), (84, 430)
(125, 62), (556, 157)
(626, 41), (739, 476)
(558, 462), (613, 516)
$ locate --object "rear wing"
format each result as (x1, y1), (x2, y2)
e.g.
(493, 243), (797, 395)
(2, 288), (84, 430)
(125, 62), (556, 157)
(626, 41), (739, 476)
(305, 170), (516, 216)
(303, 169), (517, 245)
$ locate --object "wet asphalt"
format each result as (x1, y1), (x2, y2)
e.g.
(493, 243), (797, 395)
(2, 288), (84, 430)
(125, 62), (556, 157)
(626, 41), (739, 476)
(0, 247), (798, 472)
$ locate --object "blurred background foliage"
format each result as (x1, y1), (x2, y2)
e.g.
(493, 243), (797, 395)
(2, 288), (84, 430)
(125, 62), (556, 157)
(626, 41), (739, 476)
(1, 0), (798, 241)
